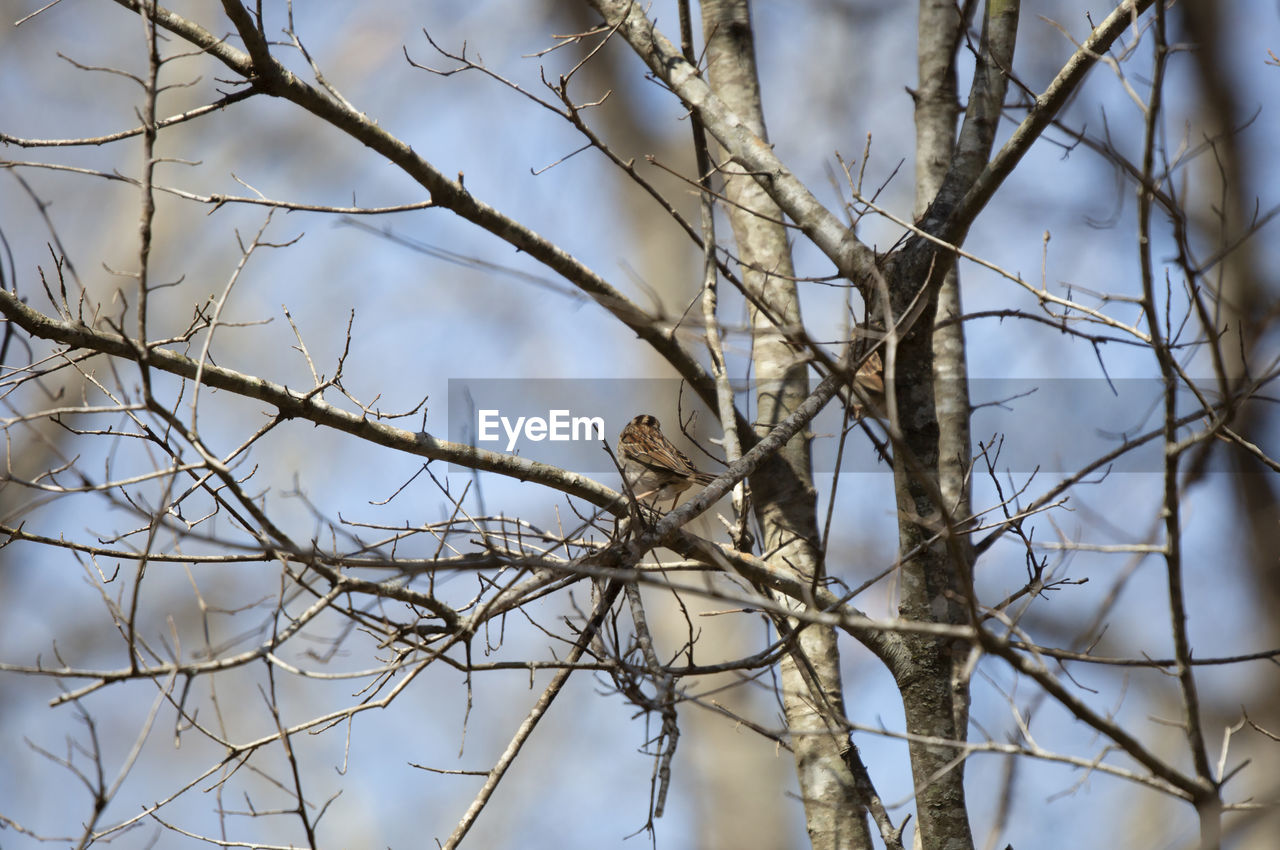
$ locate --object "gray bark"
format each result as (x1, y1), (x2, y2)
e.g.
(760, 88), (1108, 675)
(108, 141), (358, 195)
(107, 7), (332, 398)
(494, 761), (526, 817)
(700, 3), (870, 848)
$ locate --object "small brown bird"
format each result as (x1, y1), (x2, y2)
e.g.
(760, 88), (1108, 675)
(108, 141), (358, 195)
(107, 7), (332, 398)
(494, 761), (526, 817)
(852, 350), (886, 419)
(617, 414), (716, 504)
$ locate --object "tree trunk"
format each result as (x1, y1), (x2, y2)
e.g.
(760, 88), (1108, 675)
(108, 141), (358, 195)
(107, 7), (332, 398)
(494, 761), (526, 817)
(701, 2), (870, 848)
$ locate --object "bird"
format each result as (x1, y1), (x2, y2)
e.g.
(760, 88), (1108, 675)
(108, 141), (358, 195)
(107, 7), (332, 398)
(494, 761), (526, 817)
(617, 414), (717, 505)
(852, 350), (886, 419)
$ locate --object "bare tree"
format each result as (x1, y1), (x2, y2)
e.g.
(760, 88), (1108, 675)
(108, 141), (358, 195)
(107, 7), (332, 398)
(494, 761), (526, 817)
(1, 1), (1278, 848)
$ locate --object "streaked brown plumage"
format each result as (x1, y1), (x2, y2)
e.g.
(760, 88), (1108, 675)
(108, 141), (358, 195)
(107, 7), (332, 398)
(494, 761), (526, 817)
(617, 414), (715, 504)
